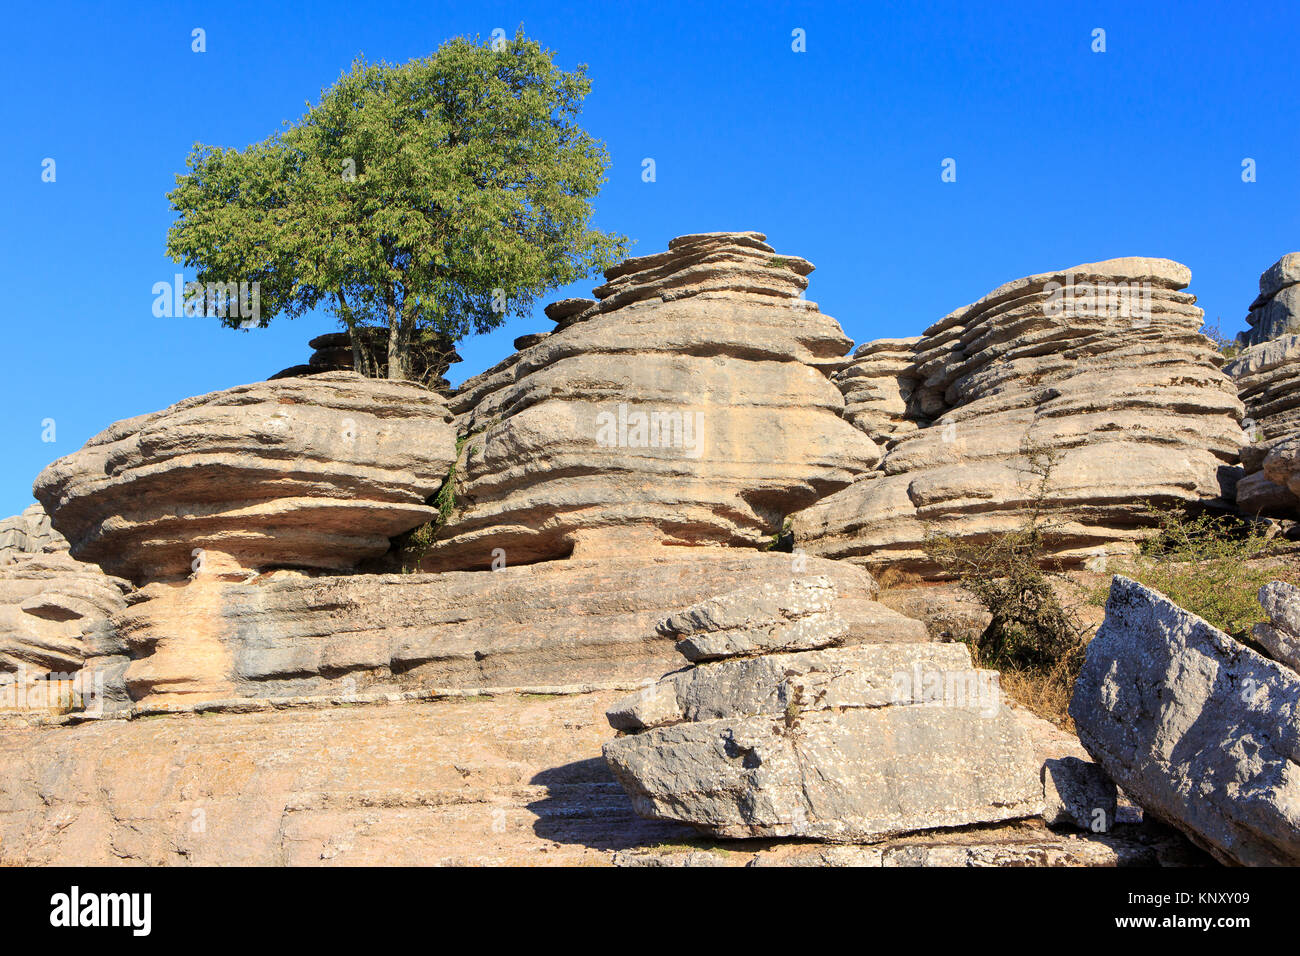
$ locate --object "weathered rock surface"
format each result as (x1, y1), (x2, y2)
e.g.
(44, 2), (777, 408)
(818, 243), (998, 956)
(1071, 575), (1300, 865)
(1224, 327), (1300, 516)
(0, 504), (68, 561)
(419, 232), (879, 570)
(90, 551), (919, 710)
(271, 330), (462, 394)
(33, 372), (457, 583)
(833, 336), (923, 448)
(604, 582), (1044, 842)
(1252, 580), (1300, 673)
(0, 552), (130, 681)
(1236, 252), (1300, 348)
(793, 258), (1243, 575)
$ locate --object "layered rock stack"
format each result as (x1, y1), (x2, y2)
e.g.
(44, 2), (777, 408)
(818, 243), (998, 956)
(833, 337), (924, 448)
(605, 578), (1051, 842)
(792, 258), (1244, 575)
(271, 329), (462, 395)
(1235, 252), (1300, 348)
(1224, 255), (1300, 518)
(1071, 577), (1300, 865)
(0, 503), (131, 710)
(33, 372), (457, 583)
(0, 503), (68, 561)
(419, 232), (880, 570)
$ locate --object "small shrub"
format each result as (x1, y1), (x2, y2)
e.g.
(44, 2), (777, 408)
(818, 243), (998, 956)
(923, 438), (1088, 674)
(1105, 504), (1298, 638)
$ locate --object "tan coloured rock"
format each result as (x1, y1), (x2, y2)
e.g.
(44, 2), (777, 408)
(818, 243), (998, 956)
(0, 504), (68, 561)
(604, 581), (1044, 843)
(833, 336), (923, 447)
(93, 551), (919, 709)
(420, 233), (879, 570)
(793, 258), (1243, 575)
(33, 372), (457, 583)
(0, 552), (130, 681)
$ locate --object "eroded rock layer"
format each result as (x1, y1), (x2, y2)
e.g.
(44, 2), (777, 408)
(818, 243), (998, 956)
(421, 232), (879, 570)
(33, 372), (456, 583)
(1236, 252), (1300, 348)
(1225, 331), (1300, 517)
(90, 551), (921, 710)
(793, 258), (1243, 574)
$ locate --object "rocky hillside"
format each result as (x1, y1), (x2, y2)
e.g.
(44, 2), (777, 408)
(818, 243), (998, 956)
(3, 234), (1300, 866)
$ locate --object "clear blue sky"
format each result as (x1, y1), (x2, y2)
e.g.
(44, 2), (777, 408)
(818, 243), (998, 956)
(3, 1), (1296, 515)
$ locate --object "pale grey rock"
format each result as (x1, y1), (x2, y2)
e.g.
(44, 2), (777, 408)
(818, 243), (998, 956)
(1252, 581), (1300, 673)
(1042, 757), (1118, 832)
(0, 504), (67, 561)
(795, 258), (1241, 576)
(422, 233), (880, 570)
(1070, 575), (1300, 865)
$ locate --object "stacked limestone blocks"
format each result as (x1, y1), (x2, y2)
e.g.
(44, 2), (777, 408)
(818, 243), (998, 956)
(33, 371), (457, 583)
(0, 504), (68, 560)
(603, 577), (1046, 842)
(1223, 256), (1300, 517)
(270, 330), (462, 395)
(0, 504), (131, 712)
(792, 258), (1244, 575)
(833, 337), (924, 449)
(1236, 252), (1300, 348)
(421, 232), (881, 570)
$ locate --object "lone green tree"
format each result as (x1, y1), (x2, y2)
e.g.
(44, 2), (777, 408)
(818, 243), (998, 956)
(165, 30), (627, 382)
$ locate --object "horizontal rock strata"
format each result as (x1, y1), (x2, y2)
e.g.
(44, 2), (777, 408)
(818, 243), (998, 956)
(1236, 252), (1300, 348)
(1071, 576), (1300, 865)
(793, 258), (1244, 575)
(1225, 332), (1300, 517)
(0, 504), (68, 561)
(89, 551), (922, 710)
(33, 372), (456, 583)
(421, 232), (879, 570)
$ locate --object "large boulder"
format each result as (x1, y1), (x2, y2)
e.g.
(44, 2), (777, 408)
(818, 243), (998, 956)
(418, 232), (880, 570)
(792, 258), (1243, 575)
(603, 580), (1043, 842)
(1070, 576), (1300, 865)
(33, 372), (457, 583)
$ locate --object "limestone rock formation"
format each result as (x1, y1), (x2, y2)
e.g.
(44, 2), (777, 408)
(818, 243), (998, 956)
(0, 503), (68, 560)
(0, 551), (131, 685)
(792, 258), (1243, 575)
(1236, 252), (1300, 348)
(603, 581), (1043, 842)
(1252, 580), (1300, 673)
(1071, 575), (1300, 865)
(833, 336), (923, 447)
(419, 232), (879, 570)
(90, 552), (920, 710)
(1224, 333), (1300, 517)
(33, 372), (456, 583)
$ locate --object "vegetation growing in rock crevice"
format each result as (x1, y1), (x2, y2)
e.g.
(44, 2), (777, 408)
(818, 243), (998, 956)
(1100, 504), (1299, 639)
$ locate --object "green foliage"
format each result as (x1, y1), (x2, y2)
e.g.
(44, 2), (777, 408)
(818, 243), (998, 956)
(1113, 504), (1296, 637)
(923, 439), (1087, 673)
(1199, 318), (1240, 358)
(166, 29), (628, 379)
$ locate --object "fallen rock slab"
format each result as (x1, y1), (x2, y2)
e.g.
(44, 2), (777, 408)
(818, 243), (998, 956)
(1070, 575), (1300, 865)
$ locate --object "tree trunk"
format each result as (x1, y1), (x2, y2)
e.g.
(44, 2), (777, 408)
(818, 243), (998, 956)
(386, 288), (412, 381)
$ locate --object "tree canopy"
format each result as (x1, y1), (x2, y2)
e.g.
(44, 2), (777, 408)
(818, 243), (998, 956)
(166, 30), (628, 381)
